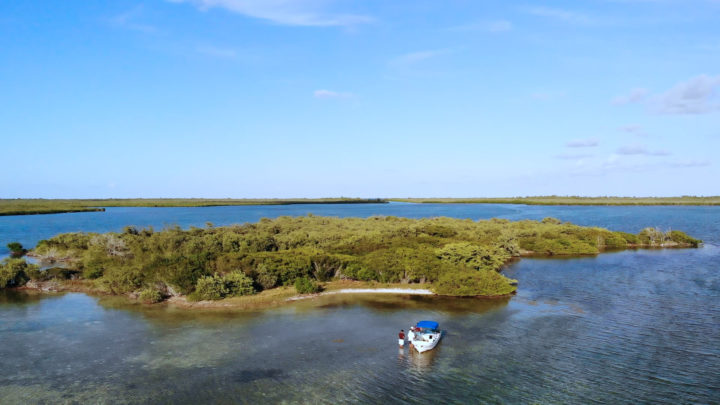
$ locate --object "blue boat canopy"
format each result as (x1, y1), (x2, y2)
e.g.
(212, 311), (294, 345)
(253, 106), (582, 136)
(416, 320), (439, 330)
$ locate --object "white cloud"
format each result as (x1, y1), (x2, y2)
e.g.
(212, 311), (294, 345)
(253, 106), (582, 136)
(566, 138), (599, 148)
(612, 88), (649, 105)
(614, 75), (720, 114)
(313, 89), (352, 99)
(654, 74), (720, 115)
(616, 144), (670, 156)
(168, 0), (373, 27)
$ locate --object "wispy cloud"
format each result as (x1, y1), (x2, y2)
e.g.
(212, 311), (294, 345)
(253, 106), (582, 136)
(523, 6), (595, 25)
(612, 88), (649, 105)
(614, 74), (720, 114)
(313, 89), (353, 99)
(449, 20), (513, 33)
(565, 154), (657, 176)
(668, 159), (710, 168)
(566, 138), (599, 148)
(566, 149), (709, 177)
(654, 74), (720, 114)
(616, 144), (670, 156)
(109, 6), (158, 33)
(619, 125), (647, 136)
(168, 0), (373, 27)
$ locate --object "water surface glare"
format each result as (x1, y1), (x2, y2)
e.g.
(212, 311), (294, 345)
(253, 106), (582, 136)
(0, 203), (718, 403)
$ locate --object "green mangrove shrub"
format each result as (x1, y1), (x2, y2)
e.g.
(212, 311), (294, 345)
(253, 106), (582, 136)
(138, 287), (163, 304)
(24, 266), (79, 282)
(437, 242), (509, 271)
(0, 258), (36, 289)
(192, 272), (255, 301)
(433, 269), (517, 297)
(194, 275), (228, 300)
(667, 230), (701, 247)
(294, 277), (321, 294)
(7, 242), (26, 258)
(224, 271), (255, 296)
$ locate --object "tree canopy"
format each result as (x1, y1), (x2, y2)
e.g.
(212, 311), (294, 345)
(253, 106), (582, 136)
(4, 215), (700, 300)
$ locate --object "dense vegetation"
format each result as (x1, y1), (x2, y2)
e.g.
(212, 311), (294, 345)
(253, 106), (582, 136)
(392, 196), (720, 206)
(1, 216), (701, 300)
(7, 242), (27, 258)
(0, 198), (387, 216)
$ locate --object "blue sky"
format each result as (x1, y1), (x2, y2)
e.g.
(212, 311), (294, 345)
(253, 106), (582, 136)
(1, 0), (719, 198)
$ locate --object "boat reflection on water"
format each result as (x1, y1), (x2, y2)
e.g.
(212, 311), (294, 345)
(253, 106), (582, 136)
(408, 344), (439, 371)
(304, 293), (511, 315)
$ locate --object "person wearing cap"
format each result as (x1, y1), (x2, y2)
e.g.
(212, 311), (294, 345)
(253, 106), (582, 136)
(398, 329), (405, 347)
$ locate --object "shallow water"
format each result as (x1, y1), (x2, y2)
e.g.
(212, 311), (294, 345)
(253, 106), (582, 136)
(1, 204), (719, 403)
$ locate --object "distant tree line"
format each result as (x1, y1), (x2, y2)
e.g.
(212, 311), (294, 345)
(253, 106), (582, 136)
(0, 198), (387, 216)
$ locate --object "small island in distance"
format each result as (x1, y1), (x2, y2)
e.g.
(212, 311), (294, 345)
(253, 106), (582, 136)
(392, 196), (720, 205)
(0, 198), (388, 216)
(2, 196), (719, 216)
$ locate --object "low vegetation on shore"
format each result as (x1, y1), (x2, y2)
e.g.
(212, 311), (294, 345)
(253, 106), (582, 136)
(1, 216), (701, 303)
(0, 198), (387, 216)
(391, 196), (720, 206)
(4, 196), (719, 216)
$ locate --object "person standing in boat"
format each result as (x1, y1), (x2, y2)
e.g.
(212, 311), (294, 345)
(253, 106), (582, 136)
(398, 329), (405, 347)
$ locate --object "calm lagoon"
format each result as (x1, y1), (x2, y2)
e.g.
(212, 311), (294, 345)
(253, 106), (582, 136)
(1, 203), (718, 403)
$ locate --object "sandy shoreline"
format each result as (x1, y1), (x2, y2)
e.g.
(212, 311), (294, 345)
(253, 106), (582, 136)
(286, 288), (434, 301)
(11, 280), (437, 310)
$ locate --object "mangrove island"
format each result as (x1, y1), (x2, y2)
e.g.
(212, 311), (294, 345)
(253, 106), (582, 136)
(1, 216), (701, 306)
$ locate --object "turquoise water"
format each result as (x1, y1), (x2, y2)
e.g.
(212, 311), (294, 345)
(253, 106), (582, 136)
(0, 203), (718, 403)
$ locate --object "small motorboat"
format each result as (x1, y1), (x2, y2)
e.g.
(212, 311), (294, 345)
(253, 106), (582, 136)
(408, 320), (443, 353)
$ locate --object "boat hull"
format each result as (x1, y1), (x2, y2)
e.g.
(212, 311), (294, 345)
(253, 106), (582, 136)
(409, 331), (443, 353)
